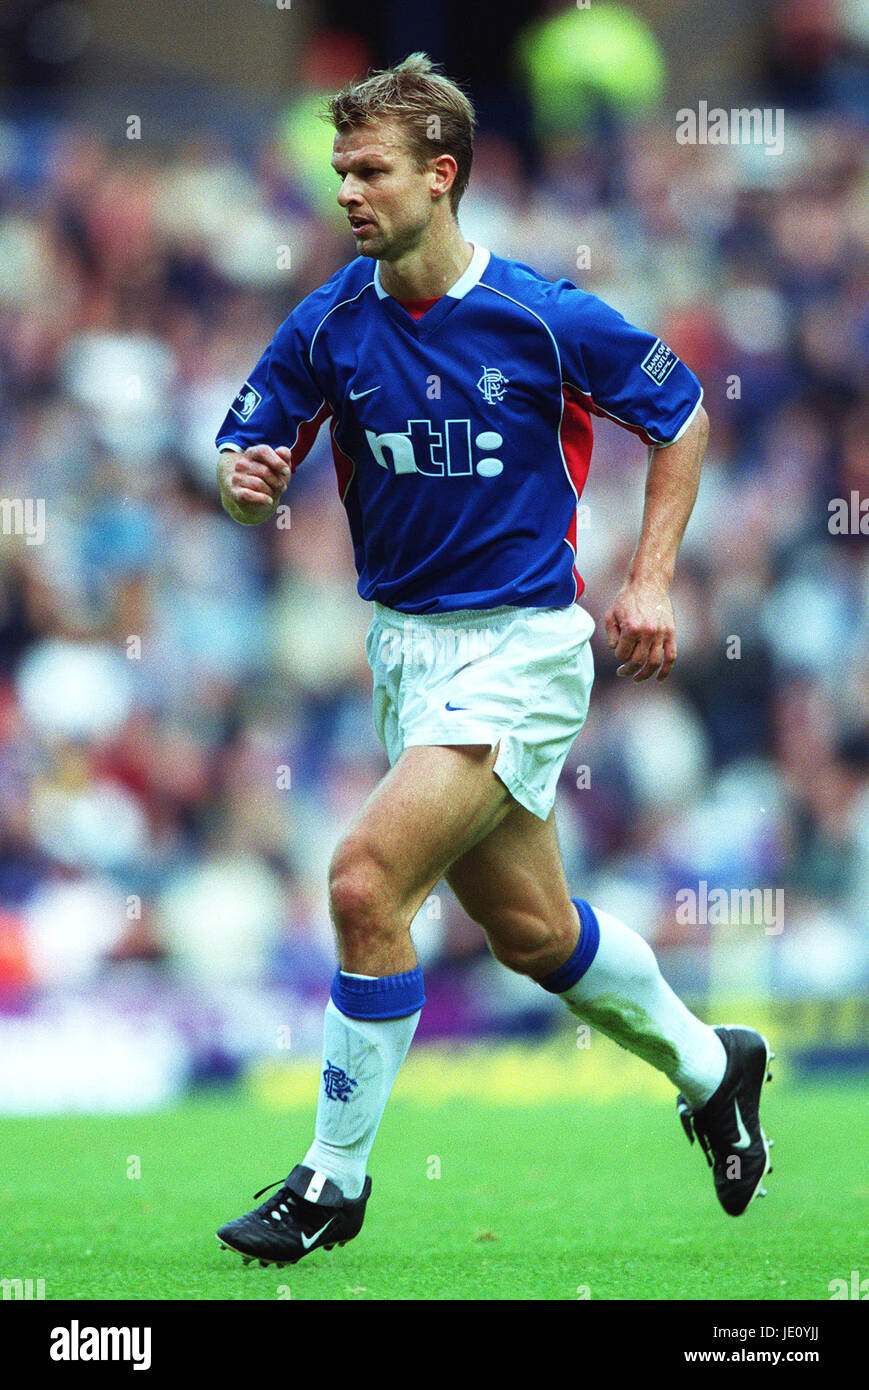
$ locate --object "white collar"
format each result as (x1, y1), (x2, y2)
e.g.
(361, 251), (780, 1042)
(373, 243), (490, 301)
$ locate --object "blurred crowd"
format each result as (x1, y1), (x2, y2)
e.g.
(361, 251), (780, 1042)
(1, 13), (868, 1106)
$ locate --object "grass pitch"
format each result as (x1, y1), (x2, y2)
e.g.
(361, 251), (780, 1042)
(1, 1058), (864, 1301)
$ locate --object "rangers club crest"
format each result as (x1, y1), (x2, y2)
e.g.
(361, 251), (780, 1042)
(322, 1059), (358, 1103)
(476, 366), (509, 404)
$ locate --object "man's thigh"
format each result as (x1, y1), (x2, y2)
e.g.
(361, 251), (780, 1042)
(332, 742), (514, 924)
(445, 804), (579, 976)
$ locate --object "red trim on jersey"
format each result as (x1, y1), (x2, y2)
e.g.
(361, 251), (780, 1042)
(397, 296), (442, 320)
(560, 385), (595, 600)
(289, 400), (332, 471)
(329, 415), (356, 502)
(567, 383), (662, 447)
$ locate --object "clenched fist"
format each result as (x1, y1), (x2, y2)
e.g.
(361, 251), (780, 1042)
(604, 577), (677, 681)
(217, 445), (293, 525)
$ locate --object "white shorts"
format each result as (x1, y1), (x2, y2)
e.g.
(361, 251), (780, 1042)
(365, 602), (596, 820)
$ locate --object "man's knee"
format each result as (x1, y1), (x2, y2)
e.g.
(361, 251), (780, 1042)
(328, 839), (397, 947)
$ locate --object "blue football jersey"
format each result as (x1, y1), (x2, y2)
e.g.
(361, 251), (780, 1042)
(216, 245), (703, 613)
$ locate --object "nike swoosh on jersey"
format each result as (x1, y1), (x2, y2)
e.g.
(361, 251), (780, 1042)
(732, 1098), (752, 1149)
(444, 701), (469, 711)
(300, 1218), (335, 1249)
(349, 386), (380, 399)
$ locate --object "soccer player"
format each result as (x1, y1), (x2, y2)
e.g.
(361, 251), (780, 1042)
(214, 54), (773, 1267)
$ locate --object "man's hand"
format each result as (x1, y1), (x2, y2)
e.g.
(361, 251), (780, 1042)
(605, 578), (677, 681)
(217, 445), (293, 525)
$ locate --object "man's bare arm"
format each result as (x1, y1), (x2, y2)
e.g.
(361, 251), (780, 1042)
(604, 404), (709, 682)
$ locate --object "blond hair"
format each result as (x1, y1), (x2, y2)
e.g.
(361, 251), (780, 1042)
(326, 53), (476, 213)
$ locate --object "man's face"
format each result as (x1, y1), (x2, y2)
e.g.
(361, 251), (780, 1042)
(331, 119), (438, 260)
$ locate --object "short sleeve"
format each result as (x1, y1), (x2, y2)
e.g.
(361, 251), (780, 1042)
(215, 314), (331, 469)
(547, 284), (703, 447)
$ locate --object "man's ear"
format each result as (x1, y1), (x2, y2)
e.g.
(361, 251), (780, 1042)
(430, 153), (458, 200)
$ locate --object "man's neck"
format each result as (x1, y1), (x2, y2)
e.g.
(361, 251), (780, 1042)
(377, 225), (474, 301)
